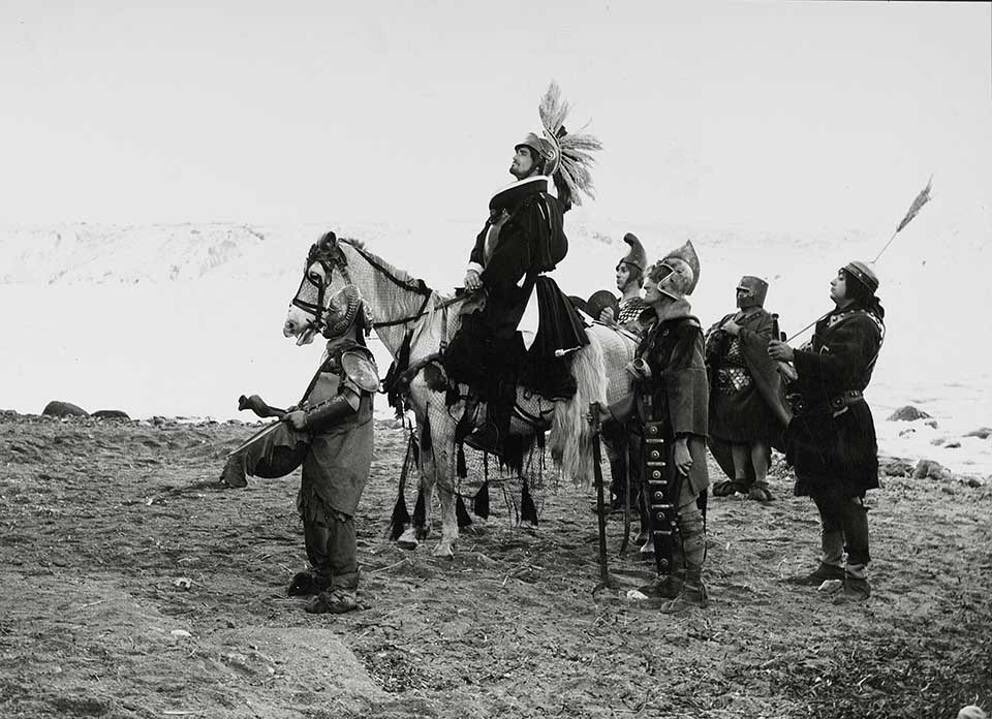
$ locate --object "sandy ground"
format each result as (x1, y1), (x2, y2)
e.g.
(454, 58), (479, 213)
(1, 411), (990, 719)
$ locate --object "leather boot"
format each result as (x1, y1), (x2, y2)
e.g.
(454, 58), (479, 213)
(748, 480), (774, 503)
(786, 562), (845, 586)
(304, 588), (360, 614)
(287, 571), (329, 597)
(833, 571), (871, 604)
(638, 568), (686, 599)
(659, 567), (708, 613)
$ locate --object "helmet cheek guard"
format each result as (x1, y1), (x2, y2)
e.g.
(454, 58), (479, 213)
(322, 284), (363, 339)
(647, 241), (700, 302)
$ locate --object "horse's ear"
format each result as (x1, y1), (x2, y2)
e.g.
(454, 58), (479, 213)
(318, 231), (337, 249)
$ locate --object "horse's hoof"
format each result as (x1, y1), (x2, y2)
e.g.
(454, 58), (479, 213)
(396, 528), (419, 550)
(415, 526), (431, 541)
(432, 542), (455, 559)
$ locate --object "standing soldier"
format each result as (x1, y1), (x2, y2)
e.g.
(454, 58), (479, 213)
(596, 241), (710, 612)
(219, 284), (378, 614)
(596, 233), (650, 518)
(588, 233), (649, 329)
(613, 233), (650, 330)
(705, 276), (789, 501)
(768, 261), (885, 602)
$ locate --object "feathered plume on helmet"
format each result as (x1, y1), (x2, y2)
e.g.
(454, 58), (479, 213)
(647, 240), (700, 301)
(515, 81), (602, 211)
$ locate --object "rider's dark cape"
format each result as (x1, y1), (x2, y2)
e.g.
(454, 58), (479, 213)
(520, 276), (590, 399)
(448, 175), (587, 399)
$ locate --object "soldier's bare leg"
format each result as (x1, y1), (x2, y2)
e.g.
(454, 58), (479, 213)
(747, 441), (772, 502)
(730, 443), (749, 495)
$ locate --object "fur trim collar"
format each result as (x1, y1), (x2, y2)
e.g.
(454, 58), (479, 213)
(644, 297), (697, 324)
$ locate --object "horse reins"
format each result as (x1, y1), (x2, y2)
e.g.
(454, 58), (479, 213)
(298, 239), (462, 387)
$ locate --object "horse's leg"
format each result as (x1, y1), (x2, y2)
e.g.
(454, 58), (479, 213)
(396, 483), (421, 550)
(417, 473), (434, 541)
(405, 386), (458, 556)
(396, 473), (433, 549)
(431, 441), (458, 558)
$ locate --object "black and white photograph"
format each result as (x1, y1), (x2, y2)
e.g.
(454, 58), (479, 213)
(1, 2), (990, 717)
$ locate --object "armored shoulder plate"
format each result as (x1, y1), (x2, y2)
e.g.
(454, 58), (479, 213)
(341, 349), (380, 393)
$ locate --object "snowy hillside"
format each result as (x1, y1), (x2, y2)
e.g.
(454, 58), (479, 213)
(1, 216), (989, 478)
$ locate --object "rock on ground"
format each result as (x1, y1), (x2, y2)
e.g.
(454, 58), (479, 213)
(914, 458), (954, 481)
(41, 400), (89, 418)
(92, 409), (131, 420)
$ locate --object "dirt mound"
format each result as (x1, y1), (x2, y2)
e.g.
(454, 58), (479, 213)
(0, 574), (390, 718)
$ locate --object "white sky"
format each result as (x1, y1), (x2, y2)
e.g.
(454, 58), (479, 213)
(0, 1), (990, 238)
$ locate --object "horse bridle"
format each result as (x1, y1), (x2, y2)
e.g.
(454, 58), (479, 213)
(290, 244), (341, 334)
(297, 238), (443, 331)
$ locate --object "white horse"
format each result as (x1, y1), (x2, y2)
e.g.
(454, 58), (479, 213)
(283, 232), (636, 557)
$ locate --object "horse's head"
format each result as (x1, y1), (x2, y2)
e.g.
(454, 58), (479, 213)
(283, 231), (352, 345)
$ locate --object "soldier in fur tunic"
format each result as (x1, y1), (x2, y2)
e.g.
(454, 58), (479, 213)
(219, 285), (377, 614)
(769, 261), (885, 603)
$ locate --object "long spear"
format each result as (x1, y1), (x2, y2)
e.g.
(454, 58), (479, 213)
(872, 176), (933, 263)
(785, 177), (933, 342)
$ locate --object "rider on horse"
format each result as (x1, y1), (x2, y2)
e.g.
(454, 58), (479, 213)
(444, 82), (601, 454)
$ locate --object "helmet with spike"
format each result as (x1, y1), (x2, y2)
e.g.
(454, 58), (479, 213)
(618, 233), (647, 274)
(647, 241), (700, 301)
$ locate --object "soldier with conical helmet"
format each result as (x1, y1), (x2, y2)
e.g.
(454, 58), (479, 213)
(595, 240), (711, 613)
(613, 233), (649, 329)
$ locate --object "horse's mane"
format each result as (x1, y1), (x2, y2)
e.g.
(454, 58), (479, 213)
(339, 236), (455, 301)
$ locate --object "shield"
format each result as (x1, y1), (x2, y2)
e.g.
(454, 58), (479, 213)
(229, 420), (284, 456)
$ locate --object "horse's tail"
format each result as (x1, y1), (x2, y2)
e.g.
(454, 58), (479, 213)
(549, 334), (608, 487)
